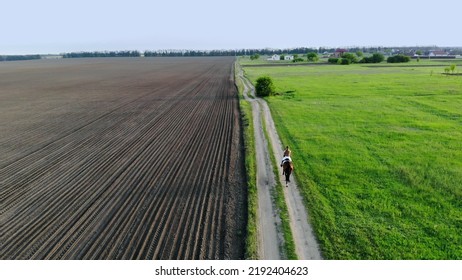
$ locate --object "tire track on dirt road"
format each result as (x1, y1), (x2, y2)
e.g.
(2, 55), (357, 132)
(237, 66), (322, 260)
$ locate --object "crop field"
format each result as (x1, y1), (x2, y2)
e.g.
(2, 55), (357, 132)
(0, 57), (246, 260)
(243, 60), (462, 259)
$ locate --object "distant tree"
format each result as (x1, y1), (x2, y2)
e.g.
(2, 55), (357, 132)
(255, 76), (275, 97)
(328, 58), (339, 64)
(371, 53), (384, 63)
(450, 64), (456, 74)
(341, 52), (358, 64)
(340, 58), (351, 65)
(1, 55), (41, 61)
(360, 53), (384, 63)
(307, 52), (319, 62)
(387, 54), (411, 63)
(416, 50), (423, 56)
(250, 54), (260, 60)
(356, 51), (363, 57)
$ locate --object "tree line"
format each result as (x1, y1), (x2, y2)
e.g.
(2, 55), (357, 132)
(328, 53), (386, 65)
(56, 46), (462, 58)
(60, 48), (335, 58)
(144, 47), (324, 57)
(62, 51), (141, 58)
(1, 55), (41, 61)
(3, 46), (461, 61)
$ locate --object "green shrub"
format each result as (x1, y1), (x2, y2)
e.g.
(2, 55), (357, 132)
(360, 53), (385, 63)
(341, 53), (358, 64)
(307, 52), (319, 62)
(340, 58), (351, 65)
(387, 54), (411, 63)
(255, 76), (275, 97)
(250, 54), (260, 60)
(328, 58), (339, 64)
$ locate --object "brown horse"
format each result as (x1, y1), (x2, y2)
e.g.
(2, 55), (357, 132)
(282, 160), (293, 187)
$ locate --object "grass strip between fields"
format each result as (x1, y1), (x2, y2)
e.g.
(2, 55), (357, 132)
(235, 62), (258, 259)
(241, 100), (258, 259)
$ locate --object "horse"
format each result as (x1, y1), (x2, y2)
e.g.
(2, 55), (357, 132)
(281, 160), (293, 187)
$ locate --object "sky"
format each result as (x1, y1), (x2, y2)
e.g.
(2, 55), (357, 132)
(1, 0), (461, 55)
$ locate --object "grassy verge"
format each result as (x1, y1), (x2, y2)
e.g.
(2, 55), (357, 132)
(235, 61), (258, 259)
(241, 99), (258, 259)
(244, 63), (462, 259)
(261, 115), (298, 260)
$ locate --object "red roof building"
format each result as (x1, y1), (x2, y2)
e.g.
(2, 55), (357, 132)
(334, 48), (348, 57)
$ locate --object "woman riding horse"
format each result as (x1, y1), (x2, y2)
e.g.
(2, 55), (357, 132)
(281, 146), (293, 186)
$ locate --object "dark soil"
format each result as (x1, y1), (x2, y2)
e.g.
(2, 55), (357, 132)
(0, 57), (246, 260)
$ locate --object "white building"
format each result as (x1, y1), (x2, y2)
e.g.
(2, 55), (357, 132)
(284, 55), (294, 61)
(267, 54), (280, 61)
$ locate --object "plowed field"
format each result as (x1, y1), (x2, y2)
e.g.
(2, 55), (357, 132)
(0, 57), (246, 260)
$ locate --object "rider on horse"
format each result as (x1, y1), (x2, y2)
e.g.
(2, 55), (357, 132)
(281, 146), (293, 184)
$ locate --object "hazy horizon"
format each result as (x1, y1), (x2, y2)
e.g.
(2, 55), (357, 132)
(3, 45), (462, 56)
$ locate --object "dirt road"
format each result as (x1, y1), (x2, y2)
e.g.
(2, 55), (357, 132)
(237, 66), (322, 259)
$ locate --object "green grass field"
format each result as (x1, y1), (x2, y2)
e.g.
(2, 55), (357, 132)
(242, 59), (462, 259)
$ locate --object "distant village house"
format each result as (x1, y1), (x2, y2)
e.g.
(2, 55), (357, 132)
(429, 50), (449, 57)
(334, 48), (348, 58)
(267, 54), (280, 61)
(267, 54), (295, 61)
